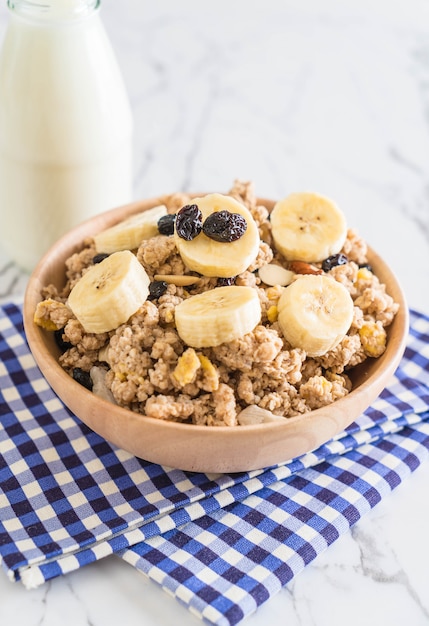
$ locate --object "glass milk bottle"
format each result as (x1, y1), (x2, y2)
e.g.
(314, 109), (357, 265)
(0, 0), (133, 271)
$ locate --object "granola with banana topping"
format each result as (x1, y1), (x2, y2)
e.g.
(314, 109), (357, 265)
(34, 180), (400, 426)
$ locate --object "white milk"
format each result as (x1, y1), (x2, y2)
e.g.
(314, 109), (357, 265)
(0, 0), (133, 271)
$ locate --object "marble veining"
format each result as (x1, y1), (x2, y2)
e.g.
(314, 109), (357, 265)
(352, 523), (429, 621)
(1, 1), (429, 624)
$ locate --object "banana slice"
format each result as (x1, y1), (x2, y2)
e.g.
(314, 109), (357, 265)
(67, 250), (150, 333)
(270, 192), (347, 263)
(94, 205), (167, 253)
(277, 274), (354, 357)
(174, 285), (261, 348)
(174, 193), (260, 278)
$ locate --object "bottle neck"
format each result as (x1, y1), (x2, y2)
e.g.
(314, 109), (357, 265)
(7, 0), (100, 21)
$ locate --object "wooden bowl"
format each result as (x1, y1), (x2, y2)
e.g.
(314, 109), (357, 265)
(23, 197), (409, 473)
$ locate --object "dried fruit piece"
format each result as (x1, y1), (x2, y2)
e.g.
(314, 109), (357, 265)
(54, 328), (72, 352)
(267, 305), (278, 323)
(358, 262), (373, 273)
(359, 322), (387, 357)
(34, 298), (69, 331)
(356, 266), (373, 282)
(197, 354), (219, 391)
(202, 210), (247, 242)
(93, 253), (110, 264)
(175, 204), (203, 241)
(157, 213), (176, 236)
(72, 367), (93, 391)
(148, 280), (168, 300)
(217, 276), (236, 287)
(172, 348), (201, 386)
(322, 253), (348, 272)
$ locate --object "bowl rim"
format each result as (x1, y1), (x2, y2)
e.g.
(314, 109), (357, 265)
(22, 194), (409, 471)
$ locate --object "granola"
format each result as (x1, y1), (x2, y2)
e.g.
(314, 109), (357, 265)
(35, 180), (400, 426)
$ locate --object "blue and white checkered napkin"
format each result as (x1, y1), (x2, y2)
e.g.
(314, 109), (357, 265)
(1, 302), (429, 625)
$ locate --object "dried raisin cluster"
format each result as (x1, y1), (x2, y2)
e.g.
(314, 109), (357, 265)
(176, 205), (247, 244)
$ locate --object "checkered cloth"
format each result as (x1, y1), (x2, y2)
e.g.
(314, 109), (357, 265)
(1, 302), (429, 625)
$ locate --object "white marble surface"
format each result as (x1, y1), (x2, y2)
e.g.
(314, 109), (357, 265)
(1, 0), (429, 624)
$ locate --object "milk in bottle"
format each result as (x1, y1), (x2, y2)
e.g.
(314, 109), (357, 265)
(0, 0), (133, 271)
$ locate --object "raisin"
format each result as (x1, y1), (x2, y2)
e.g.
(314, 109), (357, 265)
(54, 328), (72, 352)
(217, 276), (236, 287)
(359, 262), (373, 272)
(148, 280), (168, 300)
(175, 204), (203, 240)
(72, 367), (93, 391)
(322, 253), (348, 272)
(202, 210), (247, 243)
(158, 213), (176, 236)
(92, 253), (110, 264)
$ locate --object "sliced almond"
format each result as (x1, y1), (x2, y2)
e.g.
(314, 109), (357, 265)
(90, 366), (117, 404)
(98, 344), (110, 364)
(258, 263), (295, 287)
(154, 274), (201, 286)
(237, 405), (285, 426)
